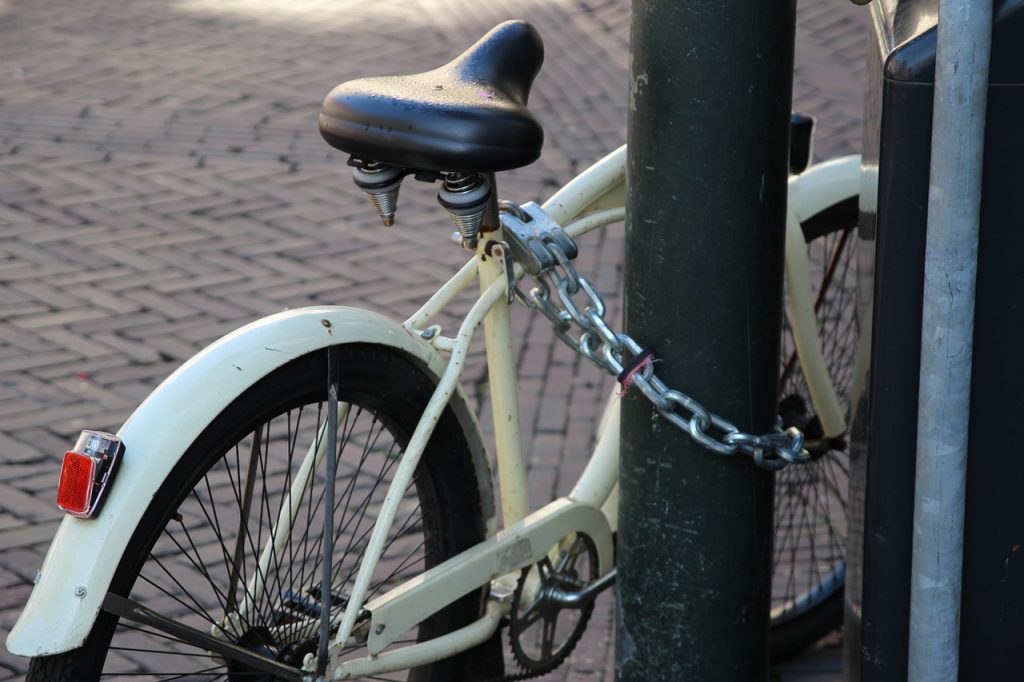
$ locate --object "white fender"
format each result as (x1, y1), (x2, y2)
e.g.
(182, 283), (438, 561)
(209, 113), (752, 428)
(7, 306), (495, 657)
(787, 154), (861, 223)
(785, 155), (862, 437)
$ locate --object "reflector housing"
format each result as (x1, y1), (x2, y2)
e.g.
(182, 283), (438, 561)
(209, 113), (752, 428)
(56, 430), (124, 519)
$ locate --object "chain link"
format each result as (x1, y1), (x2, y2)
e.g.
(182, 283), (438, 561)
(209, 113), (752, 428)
(502, 205), (811, 471)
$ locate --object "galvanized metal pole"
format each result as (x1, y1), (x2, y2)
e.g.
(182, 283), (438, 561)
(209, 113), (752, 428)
(907, 1), (991, 680)
(617, 0), (795, 679)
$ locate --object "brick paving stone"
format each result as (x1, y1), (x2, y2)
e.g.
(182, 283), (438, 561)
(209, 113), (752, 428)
(0, 522), (61, 553)
(0, 0), (864, 678)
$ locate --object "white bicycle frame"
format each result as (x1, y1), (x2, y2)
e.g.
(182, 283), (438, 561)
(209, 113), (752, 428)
(7, 146), (861, 681)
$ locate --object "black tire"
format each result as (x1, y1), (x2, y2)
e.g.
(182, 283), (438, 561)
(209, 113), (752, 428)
(27, 343), (503, 681)
(770, 195), (858, 660)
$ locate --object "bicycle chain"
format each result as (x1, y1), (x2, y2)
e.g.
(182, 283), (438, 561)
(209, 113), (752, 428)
(500, 204), (811, 471)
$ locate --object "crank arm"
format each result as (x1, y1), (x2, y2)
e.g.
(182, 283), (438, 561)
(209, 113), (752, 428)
(548, 568), (617, 608)
(102, 593), (306, 682)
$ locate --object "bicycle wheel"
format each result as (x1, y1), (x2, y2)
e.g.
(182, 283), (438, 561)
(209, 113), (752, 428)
(771, 195), (859, 659)
(27, 343), (503, 681)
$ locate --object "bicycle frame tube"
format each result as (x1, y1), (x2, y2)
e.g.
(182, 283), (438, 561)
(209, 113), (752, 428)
(570, 392), (620, 510)
(333, 277), (507, 649)
(478, 230), (531, 527)
(543, 144), (627, 224)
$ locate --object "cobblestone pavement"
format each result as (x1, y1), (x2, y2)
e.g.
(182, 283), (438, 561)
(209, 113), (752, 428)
(0, 0), (866, 679)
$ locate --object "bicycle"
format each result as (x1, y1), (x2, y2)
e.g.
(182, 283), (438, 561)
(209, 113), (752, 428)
(8, 19), (859, 681)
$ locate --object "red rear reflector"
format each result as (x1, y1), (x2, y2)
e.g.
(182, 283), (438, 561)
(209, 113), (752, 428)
(55, 430), (125, 519)
(57, 451), (96, 516)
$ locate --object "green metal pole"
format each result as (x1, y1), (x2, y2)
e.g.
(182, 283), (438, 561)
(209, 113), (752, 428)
(617, 1), (795, 680)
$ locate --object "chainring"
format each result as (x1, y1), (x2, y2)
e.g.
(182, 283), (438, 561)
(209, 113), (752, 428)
(506, 533), (599, 679)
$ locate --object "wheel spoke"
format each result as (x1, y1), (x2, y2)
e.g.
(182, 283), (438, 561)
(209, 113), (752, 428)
(103, 593), (303, 680)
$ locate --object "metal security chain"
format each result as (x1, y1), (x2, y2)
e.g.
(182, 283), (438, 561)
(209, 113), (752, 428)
(500, 203), (810, 471)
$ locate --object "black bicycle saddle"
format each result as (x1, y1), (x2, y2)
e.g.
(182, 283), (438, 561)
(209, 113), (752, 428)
(319, 20), (544, 173)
